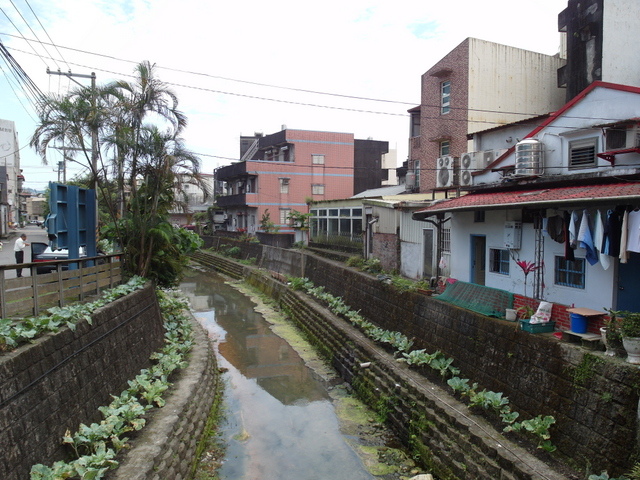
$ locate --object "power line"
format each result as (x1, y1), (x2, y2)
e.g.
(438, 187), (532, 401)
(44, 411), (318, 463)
(20, 0), (69, 70)
(0, 7), (49, 69)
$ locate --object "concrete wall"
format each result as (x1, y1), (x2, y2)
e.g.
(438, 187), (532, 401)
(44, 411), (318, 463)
(194, 244), (640, 477)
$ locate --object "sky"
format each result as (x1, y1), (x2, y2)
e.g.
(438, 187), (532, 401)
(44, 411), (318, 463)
(0, 0), (568, 192)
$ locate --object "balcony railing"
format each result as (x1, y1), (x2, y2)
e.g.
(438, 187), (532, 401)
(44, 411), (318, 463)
(216, 193), (247, 207)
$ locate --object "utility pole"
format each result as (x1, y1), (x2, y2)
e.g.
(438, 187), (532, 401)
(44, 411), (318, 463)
(46, 69), (97, 188)
(46, 69), (99, 252)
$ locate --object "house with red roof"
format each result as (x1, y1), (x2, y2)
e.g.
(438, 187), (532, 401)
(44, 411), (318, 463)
(413, 82), (640, 317)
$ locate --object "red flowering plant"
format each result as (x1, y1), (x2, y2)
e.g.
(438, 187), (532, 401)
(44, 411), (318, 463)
(515, 259), (541, 297)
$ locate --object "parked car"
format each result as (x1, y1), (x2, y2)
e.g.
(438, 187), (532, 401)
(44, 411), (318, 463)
(31, 242), (87, 274)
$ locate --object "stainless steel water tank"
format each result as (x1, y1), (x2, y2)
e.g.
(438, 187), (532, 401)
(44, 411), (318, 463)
(515, 138), (544, 176)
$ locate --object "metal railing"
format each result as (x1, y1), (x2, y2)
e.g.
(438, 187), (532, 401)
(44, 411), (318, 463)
(0, 253), (123, 318)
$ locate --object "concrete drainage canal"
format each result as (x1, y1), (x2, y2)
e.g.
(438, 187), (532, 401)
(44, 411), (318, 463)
(182, 268), (426, 480)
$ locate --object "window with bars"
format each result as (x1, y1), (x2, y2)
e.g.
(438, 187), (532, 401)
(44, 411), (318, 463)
(555, 256), (586, 288)
(569, 138), (597, 169)
(442, 227), (451, 252)
(489, 248), (510, 275)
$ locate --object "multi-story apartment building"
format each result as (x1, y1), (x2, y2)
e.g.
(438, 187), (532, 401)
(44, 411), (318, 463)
(407, 38), (567, 194)
(216, 128), (389, 233)
(0, 119), (22, 235)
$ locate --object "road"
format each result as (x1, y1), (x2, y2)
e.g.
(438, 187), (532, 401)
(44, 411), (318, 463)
(0, 224), (50, 279)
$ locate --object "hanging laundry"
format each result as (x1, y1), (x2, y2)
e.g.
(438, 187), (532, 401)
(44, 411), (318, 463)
(546, 215), (565, 244)
(602, 208), (623, 257)
(569, 211), (579, 249)
(563, 211), (575, 261)
(620, 209), (629, 264)
(578, 209), (598, 266)
(626, 209), (640, 253)
(593, 210), (611, 270)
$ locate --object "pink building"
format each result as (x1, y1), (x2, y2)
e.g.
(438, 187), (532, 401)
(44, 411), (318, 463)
(217, 128), (388, 234)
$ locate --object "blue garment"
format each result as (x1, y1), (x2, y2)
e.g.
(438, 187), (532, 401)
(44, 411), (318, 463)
(578, 210), (598, 266)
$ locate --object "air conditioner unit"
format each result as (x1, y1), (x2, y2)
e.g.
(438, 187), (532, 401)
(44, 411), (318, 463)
(606, 125), (640, 150)
(459, 152), (476, 186)
(436, 155), (455, 188)
(482, 150), (495, 166)
(459, 152), (477, 171)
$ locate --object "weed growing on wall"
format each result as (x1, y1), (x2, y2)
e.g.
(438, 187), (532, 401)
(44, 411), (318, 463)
(287, 275), (557, 453)
(29, 286), (194, 480)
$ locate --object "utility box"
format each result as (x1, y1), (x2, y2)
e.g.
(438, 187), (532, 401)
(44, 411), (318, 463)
(504, 221), (522, 249)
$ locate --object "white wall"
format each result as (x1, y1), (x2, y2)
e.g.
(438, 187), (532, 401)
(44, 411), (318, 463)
(467, 39), (566, 136)
(450, 209), (615, 312)
(602, 0), (640, 89)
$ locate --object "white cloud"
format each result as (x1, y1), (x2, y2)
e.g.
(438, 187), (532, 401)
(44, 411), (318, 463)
(1, 0), (568, 190)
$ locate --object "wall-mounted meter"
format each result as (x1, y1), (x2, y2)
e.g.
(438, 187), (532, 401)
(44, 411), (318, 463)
(504, 221), (522, 249)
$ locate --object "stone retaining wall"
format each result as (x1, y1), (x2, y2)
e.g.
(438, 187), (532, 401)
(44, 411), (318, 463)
(0, 284), (164, 480)
(107, 315), (220, 480)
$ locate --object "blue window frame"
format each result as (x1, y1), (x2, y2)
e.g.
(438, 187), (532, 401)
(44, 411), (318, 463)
(555, 256), (586, 289)
(489, 248), (510, 275)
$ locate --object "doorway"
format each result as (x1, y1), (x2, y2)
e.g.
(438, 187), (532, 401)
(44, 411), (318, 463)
(470, 235), (486, 286)
(617, 252), (640, 311)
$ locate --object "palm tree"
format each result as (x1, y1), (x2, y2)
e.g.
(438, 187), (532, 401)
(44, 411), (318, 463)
(30, 61), (205, 285)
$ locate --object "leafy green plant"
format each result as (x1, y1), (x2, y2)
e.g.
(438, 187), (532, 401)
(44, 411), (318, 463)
(620, 311), (640, 338)
(30, 285), (194, 479)
(1, 277), (146, 352)
(504, 415), (556, 452)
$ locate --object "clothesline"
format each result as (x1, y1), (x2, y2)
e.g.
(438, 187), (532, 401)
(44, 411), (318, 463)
(542, 205), (638, 269)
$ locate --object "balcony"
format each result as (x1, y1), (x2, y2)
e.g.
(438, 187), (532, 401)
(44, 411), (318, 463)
(216, 193), (247, 207)
(216, 161), (248, 180)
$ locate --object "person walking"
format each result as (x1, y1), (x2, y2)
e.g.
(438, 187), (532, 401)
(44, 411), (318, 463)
(14, 233), (30, 277)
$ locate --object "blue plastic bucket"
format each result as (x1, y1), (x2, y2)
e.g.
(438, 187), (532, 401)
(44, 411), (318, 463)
(570, 313), (588, 333)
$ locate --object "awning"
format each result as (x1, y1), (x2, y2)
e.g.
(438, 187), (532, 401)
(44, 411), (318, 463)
(412, 182), (640, 220)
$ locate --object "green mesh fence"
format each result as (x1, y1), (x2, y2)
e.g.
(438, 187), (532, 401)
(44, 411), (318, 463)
(437, 280), (514, 318)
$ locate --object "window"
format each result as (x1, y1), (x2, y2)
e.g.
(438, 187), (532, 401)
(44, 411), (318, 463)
(414, 160), (420, 187)
(439, 140), (450, 157)
(441, 80), (451, 114)
(555, 256), (586, 288)
(489, 249), (510, 275)
(279, 178), (289, 194)
(410, 110), (421, 137)
(441, 227), (451, 253)
(279, 208), (291, 225)
(569, 138), (597, 169)
(474, 211), (485, 223)
(312, 154), (325, 165)
(312, 184), (325, 195)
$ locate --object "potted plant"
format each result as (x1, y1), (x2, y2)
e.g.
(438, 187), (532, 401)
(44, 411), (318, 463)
(602, 310), (624, 357)
(620, 311), (640, 364)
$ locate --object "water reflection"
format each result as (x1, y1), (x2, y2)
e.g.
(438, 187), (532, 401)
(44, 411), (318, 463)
(181, 269), (374, 480)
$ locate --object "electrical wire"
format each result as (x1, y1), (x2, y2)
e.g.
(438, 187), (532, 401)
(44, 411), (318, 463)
(2, 33), (635, 128)
(21, 0), (69, 70)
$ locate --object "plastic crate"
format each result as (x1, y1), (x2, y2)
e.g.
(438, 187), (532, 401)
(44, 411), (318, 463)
(520, 318), (556, 334)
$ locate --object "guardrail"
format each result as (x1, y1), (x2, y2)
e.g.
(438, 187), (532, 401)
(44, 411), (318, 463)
(0, 253), (123, 318)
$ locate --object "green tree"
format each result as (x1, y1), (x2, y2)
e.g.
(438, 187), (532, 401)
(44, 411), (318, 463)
(30, 61), (206, 286)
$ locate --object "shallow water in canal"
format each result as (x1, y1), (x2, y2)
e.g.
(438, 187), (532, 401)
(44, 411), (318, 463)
(181, 268), (378, 480)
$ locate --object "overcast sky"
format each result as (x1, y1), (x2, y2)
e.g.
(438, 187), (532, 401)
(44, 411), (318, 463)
(1, 0), (568, 191)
